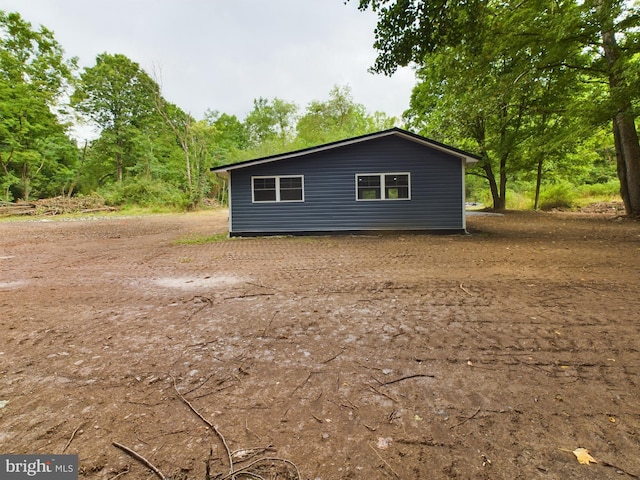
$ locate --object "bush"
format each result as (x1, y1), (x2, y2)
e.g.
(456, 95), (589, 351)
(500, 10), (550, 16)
(506, 189), (534, 210)
(99, 177), (189, 209)
(538, 181), (577, 210)
(576, 180), (620, 198)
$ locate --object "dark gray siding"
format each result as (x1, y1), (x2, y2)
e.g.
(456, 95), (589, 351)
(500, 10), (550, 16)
(229, 136), (464, 234)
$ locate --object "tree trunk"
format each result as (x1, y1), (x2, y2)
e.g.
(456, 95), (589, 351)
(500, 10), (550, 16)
(612, 111), (640, 215)
(0, 149), (13, 201)
(472, 117), (502, 209)
(67, 141), (88, 198)
(534, 155), (543, 210)
(116, 154), (123, 183)
(497, 153), (508, 210)
(22, 163), (30, 202)
(486, 163), (502, 209)
(602, 28), (640, 216)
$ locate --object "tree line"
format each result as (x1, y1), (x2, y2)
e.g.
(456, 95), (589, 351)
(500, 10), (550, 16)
(0, 11), (396, 208)
(1, 6), (629, 213)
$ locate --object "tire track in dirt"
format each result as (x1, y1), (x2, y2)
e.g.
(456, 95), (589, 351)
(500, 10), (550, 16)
(1, 210), (639, 479)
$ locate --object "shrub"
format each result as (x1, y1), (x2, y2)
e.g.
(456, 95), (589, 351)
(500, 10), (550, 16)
(99, 177), (189, 209)
(576, 180), (620, 199)
(538, 182), (577, 210)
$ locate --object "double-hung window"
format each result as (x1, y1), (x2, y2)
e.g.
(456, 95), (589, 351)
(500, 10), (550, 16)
(356, 173), (410, 200)
(252, 175), (304, 203)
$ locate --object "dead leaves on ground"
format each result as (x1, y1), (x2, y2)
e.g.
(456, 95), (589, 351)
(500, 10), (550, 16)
(559, 447), (598, 465)
(573, 447), (598, 465)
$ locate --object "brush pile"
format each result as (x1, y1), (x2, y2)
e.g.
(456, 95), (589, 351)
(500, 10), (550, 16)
(0, 195), (116, 217)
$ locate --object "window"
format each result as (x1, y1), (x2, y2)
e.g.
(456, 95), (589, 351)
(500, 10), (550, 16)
(384, 174), (409, 199)
(252, 175), (304, 202)
(253, 177), (277, 202)
(356, 173), (410, 200)
(357, 175), (381, 200)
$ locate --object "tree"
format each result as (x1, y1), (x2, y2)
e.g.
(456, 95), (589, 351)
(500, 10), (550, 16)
(72, 53), (158, 183)
(354, 0), (640, 215)
(296, 85), (393, 146)
(244, 97), (298, 148)
(153, 97), (218, 207)
(205, 111), (249, 155)
(405, 39), (586, 209)
(0, 10), (77, 201)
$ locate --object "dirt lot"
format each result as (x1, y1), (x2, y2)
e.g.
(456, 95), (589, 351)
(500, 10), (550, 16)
(1, 209), (639, 479)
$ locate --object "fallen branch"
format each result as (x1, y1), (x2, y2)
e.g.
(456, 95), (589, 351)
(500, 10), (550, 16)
(367, 384), (399, 403)
(223, 293), (274, 300)
(260, 311), (278, 338)
(107, 465), (130, 480)
(112, 441), (166, 480)
(245, 419), (262, 442)
(219, 457), (301, 480)
(171, 376), (234, 476)
(459, 283), (473, 296)
(379, 374), (435, 386)
(321, 348), (345, 364)
(292, 371), (323, 394)
(231, 445), (276, 463)
(368, 442), (400, 479)
(449, 407), (481, 429)
(62, 423), (83, 453)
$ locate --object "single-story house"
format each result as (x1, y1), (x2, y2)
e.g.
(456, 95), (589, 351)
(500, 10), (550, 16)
(210, 127), (480, 236)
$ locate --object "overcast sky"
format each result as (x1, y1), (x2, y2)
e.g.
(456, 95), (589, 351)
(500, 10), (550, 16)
(1, 0), (416, 124)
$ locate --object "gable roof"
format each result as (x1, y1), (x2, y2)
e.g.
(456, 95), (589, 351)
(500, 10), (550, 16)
(209, 127), (480, 173)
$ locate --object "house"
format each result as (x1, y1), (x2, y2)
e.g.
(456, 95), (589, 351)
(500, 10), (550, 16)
(210, 128), (480, 236)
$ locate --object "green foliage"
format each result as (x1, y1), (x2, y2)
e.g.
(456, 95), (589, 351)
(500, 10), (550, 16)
(206, 111), (249, 162)
(230, 85), (398, 164)
(295, 85), (395, 146)
(353, 0), (486, 75)
(538, 181), (578, 211)
(355, 0), (640, 214)
(403, 3), (589, 210)
(72, 53), (160, 183)
(244, 97), (298, 148)
(575, 180), (620, 199)
(0, 10), (78, 201)
(99, 177), (189, 209)
(4, 6), (629, 214)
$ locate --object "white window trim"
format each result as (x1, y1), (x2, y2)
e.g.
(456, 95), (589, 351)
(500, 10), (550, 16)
(355, 172), (411, 201)
(252, 175), (305, 203)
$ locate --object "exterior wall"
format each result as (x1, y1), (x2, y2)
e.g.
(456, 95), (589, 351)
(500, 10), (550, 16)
(228, 136), (465, 235)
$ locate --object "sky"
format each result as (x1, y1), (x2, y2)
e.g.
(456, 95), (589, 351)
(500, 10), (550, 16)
(1, 0), (416, 127)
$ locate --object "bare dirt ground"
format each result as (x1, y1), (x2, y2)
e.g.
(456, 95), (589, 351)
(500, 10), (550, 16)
(1, 209), (639, 479)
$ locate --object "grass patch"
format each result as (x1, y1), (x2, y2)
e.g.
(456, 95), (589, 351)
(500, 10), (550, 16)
(174, 232), (229, 245)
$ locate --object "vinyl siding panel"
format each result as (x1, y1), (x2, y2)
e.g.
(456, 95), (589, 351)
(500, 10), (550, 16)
(229, 136), (465, 235)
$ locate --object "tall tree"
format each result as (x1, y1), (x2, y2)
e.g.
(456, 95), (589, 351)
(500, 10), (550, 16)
(405, 37), (585, 208)
(244, 97), (298, 148)
(296, 85), (392, 145)
(354, 0), (640, 215)
(72, 53), (158, 183)
(204, 110), (249, 165)
(153, 96), (218, 207)
(0, 10), (77, 201)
